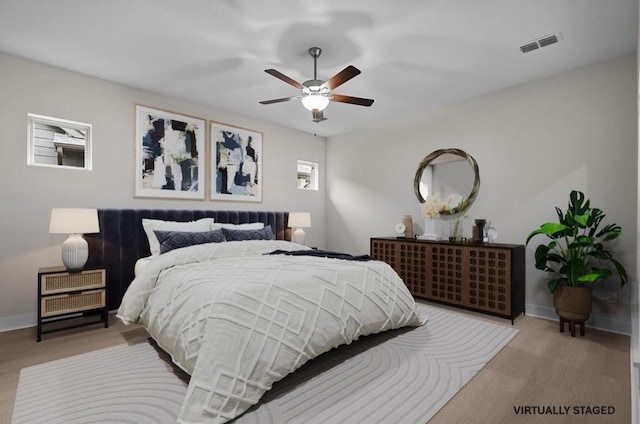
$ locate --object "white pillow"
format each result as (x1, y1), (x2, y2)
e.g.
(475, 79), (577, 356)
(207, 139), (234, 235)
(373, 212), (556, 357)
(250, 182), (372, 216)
(211, 222), (264, 230)
(142, 218), (215, 256)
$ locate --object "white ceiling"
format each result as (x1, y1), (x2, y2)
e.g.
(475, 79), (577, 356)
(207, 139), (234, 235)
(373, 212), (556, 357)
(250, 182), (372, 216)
(0, 0), (636, 137)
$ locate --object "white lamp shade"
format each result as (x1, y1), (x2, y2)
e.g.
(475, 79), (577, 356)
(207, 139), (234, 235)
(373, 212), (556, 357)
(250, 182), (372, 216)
(288, 212), (311, 228)
(49, 208), (99, 234)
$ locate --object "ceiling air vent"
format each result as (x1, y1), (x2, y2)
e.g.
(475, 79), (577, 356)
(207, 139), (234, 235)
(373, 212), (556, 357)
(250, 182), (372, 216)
(520, 42), (539, 53)
(538, 34), (558, 48)
(520, 33), (560, 53)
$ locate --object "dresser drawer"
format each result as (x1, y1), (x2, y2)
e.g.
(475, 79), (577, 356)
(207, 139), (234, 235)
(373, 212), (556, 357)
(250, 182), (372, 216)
(41, 269), (106, 295)
(41, 289), (106, 317)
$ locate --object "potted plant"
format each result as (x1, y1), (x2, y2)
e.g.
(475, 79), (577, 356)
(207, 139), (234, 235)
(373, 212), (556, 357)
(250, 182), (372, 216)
(525, 190), (628, 331)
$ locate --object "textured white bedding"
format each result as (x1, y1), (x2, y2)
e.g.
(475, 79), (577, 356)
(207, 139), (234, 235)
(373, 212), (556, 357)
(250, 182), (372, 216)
(118, 240), (426, 424)
(134, 256), (153, 277)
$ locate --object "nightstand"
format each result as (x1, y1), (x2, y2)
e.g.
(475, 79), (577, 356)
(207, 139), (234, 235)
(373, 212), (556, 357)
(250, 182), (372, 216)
(37, 266), (109, 342)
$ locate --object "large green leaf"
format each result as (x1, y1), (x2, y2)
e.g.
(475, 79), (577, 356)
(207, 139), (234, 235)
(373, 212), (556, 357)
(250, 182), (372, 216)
(547, 277), (568, 293)
(611, 258), (629, 287)
(587, 208), (605, 234)
(573, 213), (589, 227)
(540, 222), (569, 236)
(569, 190), (590, 215)
(568, 235), (594, 249)
(534, 244), (554, 270)
(525, 223), (566, 245)
(576, 269), (610, 284)
(598, 223), (622, 241)
(555, 206), (566, 225)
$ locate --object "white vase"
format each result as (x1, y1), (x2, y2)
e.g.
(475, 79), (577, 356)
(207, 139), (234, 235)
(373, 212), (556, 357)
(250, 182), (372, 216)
(424, 218), (437, 236)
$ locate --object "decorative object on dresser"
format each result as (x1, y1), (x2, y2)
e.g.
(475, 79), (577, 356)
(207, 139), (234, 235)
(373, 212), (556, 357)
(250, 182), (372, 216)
(49, 208), (100, 270)
(401, 215), (413, 238)
(473, 219), (486, 243)
(414, 148), (480, 215)
(448, 216), (464, 242)
(37, 266), (108, 342)
(415, 148), (480, 241)
(394, 222), (406, 237)
(370, 237), (525, 324)
(525, 190), (628, 336)
(288, 211), (311, 245)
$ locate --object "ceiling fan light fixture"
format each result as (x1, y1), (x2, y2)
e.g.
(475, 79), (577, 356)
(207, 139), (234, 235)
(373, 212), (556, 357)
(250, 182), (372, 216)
(260, 46), (373, 122)
(301, 93), (330, 111)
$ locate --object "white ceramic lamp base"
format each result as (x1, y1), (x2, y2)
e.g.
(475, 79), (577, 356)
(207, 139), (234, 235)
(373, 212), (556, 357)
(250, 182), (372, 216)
(61, 233), (89, 270)
(292, 228), (306, 245)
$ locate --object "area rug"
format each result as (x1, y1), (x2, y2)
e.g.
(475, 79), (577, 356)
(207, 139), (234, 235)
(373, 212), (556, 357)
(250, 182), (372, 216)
(12, 305), (518, 424)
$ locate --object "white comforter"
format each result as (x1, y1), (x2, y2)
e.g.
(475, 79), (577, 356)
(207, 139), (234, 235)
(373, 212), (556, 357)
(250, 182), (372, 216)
(118, 240), (427, 424)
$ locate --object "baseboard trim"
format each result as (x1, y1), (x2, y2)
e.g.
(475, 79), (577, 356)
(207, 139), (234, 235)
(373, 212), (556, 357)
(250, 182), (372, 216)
(526, 303), (631, 335)
(630, 281), (638, 424)
(0, 313), (36, 333)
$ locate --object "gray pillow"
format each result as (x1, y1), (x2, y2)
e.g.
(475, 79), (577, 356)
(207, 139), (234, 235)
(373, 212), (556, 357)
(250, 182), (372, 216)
(154, 229), (226, 254)
(222, 225), (274, 241)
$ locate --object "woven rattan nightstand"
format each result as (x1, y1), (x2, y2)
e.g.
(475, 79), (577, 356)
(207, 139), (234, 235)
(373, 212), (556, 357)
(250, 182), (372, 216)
(37, 266), (108, 342)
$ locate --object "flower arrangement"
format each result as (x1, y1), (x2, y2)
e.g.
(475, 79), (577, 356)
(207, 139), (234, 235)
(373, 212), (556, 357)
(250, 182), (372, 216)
(420, 193), (460, 219)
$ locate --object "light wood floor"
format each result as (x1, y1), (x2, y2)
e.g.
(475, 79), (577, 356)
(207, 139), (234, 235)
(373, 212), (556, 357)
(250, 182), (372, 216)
(0, 304), (630, 424)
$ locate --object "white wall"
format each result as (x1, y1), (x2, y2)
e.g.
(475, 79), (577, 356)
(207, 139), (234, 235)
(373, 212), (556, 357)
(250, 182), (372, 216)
(327, 54), (637, 333)
(0, 52), (327, 330)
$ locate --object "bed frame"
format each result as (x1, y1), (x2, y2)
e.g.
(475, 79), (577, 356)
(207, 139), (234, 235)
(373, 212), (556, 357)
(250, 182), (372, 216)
(85, 209), (291, 310)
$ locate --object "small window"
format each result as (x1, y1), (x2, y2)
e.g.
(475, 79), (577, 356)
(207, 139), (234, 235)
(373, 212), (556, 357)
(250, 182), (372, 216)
(27, 113), (92, 170)
(297, 160), (318, 190)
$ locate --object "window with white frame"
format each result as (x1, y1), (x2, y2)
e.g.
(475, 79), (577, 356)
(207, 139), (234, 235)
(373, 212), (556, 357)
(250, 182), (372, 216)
(297, 160), (318, 190)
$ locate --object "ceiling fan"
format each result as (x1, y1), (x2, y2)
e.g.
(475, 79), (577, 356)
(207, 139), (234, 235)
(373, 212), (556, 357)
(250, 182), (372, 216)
(259, 47), (374, 123)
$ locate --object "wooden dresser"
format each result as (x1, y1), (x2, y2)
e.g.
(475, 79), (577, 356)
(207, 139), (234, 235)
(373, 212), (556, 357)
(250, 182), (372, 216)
(370, 237), (525, 323)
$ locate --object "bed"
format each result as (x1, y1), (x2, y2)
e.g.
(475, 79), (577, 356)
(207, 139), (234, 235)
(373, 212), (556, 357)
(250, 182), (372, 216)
(87, 209), (426, 424)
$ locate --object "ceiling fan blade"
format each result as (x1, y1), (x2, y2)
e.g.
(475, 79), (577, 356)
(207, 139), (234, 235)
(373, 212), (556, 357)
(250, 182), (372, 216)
(323, 65), (361, 90)
(312, 109), (327, 123)
(259, 96), (298, 105)
(264, 69), (304, 90)
(331, 94), (374, 107)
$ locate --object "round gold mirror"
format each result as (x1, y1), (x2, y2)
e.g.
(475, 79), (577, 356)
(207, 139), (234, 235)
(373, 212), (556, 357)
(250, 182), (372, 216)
(413, 148), (480, 216)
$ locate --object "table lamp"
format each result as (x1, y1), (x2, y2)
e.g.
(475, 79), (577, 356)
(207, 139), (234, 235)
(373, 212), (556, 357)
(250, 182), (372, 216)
(49, 208), (100, 270)
(288, 212), (311, 245)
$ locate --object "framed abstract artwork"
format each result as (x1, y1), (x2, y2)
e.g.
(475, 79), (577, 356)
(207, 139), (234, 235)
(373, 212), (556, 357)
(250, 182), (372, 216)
(211, 122), (263, 202)
(135, 105), (206, 199)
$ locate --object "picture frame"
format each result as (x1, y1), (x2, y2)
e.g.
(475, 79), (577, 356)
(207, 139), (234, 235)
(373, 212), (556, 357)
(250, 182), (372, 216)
(135, 105), (206, 199)
(211, 122), (263, 202)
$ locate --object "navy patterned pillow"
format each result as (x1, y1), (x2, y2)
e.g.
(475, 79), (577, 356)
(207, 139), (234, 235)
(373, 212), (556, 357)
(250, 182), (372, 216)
(154, 229), (227, 254)
(222, 225), (274, 241)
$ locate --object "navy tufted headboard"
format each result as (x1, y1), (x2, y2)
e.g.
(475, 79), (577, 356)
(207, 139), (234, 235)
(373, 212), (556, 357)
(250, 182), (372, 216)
(85, 209), (290, 310)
